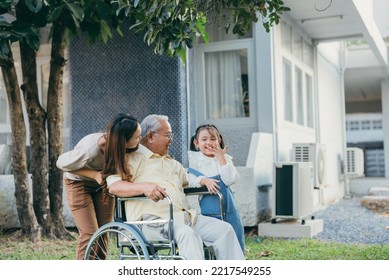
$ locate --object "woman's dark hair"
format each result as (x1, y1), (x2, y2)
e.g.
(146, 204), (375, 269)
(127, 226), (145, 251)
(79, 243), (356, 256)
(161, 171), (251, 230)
(101, 113), (138, 201)
(190, 124), (225, 151)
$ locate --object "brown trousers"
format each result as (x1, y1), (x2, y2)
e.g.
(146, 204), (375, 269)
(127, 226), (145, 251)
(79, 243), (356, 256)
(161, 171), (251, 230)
(65, 178), (114, 260)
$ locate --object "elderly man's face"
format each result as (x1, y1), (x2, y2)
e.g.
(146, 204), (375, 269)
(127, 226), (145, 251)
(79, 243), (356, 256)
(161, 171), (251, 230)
(149, 120), (173, 156)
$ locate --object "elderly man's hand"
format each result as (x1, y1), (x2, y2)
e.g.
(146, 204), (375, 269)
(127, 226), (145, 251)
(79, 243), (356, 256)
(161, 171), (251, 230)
(143, 183), (167, 202)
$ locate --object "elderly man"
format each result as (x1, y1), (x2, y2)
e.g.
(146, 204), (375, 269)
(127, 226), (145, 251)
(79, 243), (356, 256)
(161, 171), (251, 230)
(107, 114), (244, 260)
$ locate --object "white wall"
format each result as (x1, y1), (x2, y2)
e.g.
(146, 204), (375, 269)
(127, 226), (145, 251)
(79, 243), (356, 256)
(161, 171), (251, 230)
(316, 42), (347, 202)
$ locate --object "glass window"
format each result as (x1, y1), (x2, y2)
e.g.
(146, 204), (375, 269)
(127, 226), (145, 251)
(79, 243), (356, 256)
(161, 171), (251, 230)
(204, 49), (248, 119)
(281, 20), (315, 129)
(306, 74), (314, 127)
(283, 58), (293, 122)
(295, 67), (304, 125)
(361, 120), (370, 130)
(349, 121), (359, 130)
(372, 120), (382, 129)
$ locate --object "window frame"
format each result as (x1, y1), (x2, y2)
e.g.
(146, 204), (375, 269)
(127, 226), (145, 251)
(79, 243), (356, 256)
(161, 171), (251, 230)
(281, 29), (315, 129)
(195, 39), (257, 127)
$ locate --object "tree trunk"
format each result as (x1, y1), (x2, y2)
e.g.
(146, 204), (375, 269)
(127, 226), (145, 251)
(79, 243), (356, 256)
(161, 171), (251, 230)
(0, 44), (41, 242)
(19, 41), (54, 237)
(47, 20), (68, 238)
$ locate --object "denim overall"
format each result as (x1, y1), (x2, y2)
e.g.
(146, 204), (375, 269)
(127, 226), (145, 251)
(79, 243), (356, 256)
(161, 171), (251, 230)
(188, 168), (245, 253)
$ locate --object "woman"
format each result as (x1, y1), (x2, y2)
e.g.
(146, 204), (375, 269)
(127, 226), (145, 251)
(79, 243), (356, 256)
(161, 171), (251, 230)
(56, 113), (141, 259)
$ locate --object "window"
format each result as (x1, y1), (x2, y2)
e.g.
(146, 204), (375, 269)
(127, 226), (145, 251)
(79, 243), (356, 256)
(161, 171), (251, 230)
(204, 49), (247, 119)
(195, 16), (255, 126)
(306, 74), (314, 127)
(372, 120), (382, 130)
(281, 20), (314, 128)
(349, 121), (359, 130)
(295, 67), (304, 125)
(361, 120), (370, 130)
(283, 58), (293, 122)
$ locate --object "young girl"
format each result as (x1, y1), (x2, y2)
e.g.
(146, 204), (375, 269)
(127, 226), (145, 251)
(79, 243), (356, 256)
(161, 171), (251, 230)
(188, 124), (245, 254)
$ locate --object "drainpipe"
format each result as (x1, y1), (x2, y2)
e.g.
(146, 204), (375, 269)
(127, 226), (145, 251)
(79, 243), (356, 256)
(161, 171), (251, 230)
(313, 40), (321, 143)
(270, 24), (279, 163)
(313, 40), (324, 205)
(339, 42), (350, 197)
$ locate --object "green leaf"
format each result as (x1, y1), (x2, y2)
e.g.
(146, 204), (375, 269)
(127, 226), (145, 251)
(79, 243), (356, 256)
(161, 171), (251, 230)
(65, 3), (84, 21)
(100, 20), (112, 43)
(178, 46), (186, 63)
(48, 5), (64, 22)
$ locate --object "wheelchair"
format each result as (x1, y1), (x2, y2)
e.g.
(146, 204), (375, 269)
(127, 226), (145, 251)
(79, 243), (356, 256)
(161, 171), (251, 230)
(83, 187), (224, 260)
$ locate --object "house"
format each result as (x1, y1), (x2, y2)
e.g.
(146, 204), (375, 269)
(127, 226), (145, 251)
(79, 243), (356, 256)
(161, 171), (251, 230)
(1, 0), (388, 228)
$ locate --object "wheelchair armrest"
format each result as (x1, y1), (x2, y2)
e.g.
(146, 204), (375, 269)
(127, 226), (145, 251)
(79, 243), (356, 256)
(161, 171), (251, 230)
(184, 186), (210, 195)
(184, 187), (224, 200)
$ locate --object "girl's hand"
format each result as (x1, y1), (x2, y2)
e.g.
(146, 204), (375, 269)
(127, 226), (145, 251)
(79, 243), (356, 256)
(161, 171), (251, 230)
(200, 178), (220, 194)
(209, 145), (227, 165)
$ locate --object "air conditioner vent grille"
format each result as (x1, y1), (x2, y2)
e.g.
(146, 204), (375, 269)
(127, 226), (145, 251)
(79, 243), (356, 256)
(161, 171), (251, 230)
(294, 146), (310, 162)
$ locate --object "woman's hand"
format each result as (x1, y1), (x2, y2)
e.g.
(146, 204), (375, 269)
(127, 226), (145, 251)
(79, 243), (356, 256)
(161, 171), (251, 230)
(200, 178), (220, 194)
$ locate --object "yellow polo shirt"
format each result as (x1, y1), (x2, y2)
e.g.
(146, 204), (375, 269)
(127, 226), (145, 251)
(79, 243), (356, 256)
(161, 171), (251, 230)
(107, 145), (198, 225)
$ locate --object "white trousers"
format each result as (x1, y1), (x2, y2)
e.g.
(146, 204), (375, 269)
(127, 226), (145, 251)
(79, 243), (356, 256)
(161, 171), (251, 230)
(173, 215), (245, 260)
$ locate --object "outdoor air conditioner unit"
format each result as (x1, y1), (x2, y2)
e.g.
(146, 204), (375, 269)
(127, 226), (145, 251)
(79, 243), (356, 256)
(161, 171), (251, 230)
(292, 143), (326, 189)
(346, 147), (364, 177)
(272, 162), (314, 223)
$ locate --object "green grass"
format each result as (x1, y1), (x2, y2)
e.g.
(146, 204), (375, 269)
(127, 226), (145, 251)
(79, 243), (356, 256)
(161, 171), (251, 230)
(1, 230), (388, 260)
(245, 236), (389, 260)
(0, 230), (78, 260)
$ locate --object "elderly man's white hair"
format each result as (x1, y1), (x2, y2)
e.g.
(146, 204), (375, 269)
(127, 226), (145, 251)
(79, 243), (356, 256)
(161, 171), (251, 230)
(140, 114), (169, 139)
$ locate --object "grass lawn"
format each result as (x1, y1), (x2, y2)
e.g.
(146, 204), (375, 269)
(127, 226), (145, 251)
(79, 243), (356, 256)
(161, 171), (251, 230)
(1, 228), (388, 260)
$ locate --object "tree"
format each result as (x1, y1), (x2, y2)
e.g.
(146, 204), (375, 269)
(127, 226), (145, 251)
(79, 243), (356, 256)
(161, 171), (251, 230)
(0, 0), (289, 241)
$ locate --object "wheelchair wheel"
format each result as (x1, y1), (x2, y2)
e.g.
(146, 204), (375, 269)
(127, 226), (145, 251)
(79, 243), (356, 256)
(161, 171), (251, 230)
(84, 222), (150, 260)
